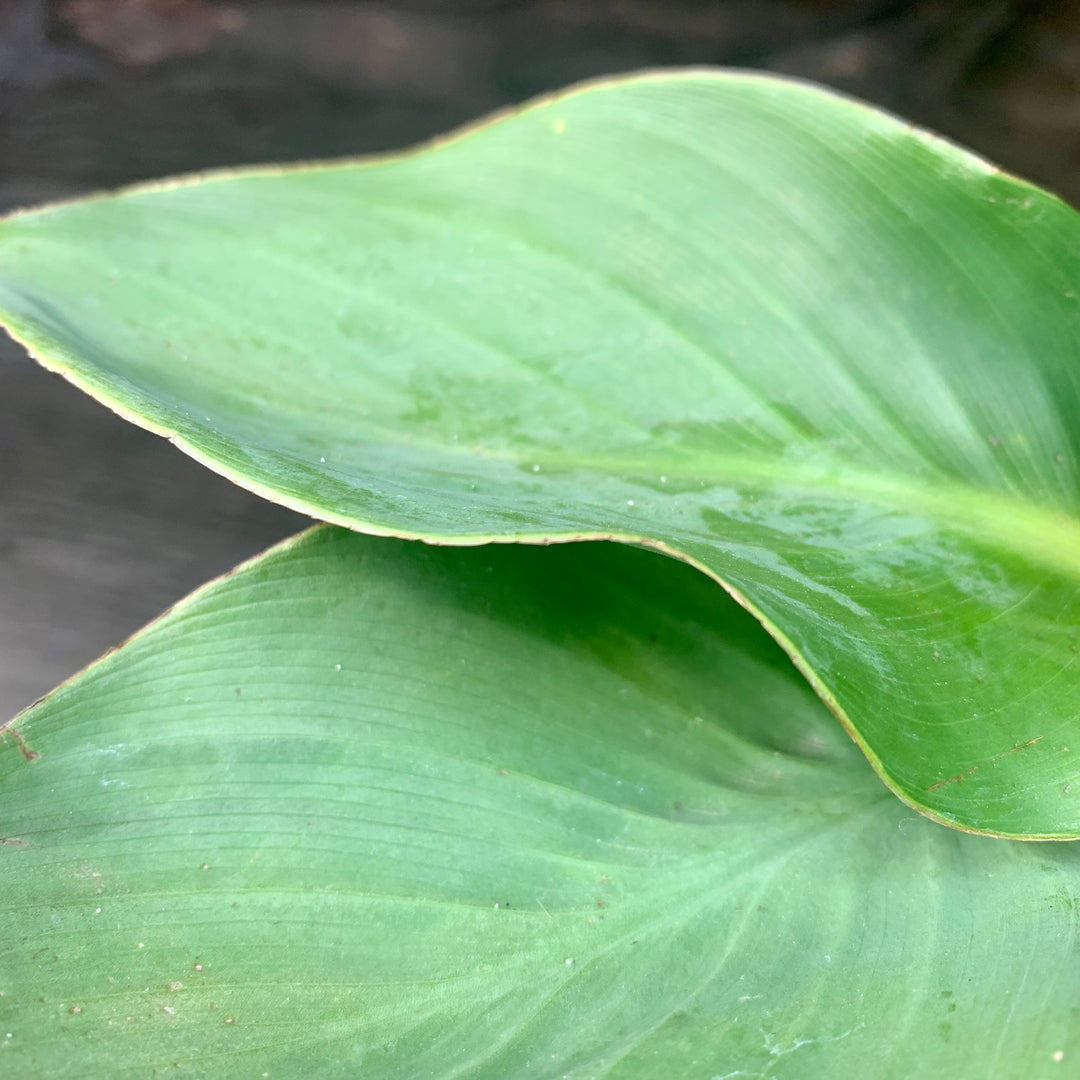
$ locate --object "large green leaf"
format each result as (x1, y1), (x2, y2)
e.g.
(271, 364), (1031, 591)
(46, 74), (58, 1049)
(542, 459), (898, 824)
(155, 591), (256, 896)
(1, 529), (1077, 1078)
(1, 71), (1079, 836)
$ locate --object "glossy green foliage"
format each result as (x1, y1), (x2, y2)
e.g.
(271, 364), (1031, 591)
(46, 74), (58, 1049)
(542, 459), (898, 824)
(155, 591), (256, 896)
(1, 73), (1078, 835)
(1, 529), (1077, 1079)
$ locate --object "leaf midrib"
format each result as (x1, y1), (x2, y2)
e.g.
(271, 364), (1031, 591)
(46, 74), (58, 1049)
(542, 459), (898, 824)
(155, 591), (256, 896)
(239, 421), (1080, 581)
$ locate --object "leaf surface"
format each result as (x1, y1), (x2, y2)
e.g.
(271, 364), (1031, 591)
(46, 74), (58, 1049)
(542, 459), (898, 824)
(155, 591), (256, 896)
(1, 72), (1079, 834)
(1, 529), (1077, 1078)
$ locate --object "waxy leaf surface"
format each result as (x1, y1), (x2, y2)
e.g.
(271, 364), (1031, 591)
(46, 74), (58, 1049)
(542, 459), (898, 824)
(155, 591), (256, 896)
(1, 72), (1080, 834)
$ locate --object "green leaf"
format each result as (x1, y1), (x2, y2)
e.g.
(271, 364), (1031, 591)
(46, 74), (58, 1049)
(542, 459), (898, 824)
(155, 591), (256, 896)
(1, 71), (1079, 836)
(1, 528), (1077, 1078)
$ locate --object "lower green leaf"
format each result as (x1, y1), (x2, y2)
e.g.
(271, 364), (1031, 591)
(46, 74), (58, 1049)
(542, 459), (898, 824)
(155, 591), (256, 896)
(1, 528), (1076, 1078)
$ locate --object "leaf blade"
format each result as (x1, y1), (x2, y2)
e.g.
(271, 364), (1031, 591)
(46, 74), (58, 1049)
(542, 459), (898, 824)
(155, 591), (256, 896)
(1, 529), (1077, 1078)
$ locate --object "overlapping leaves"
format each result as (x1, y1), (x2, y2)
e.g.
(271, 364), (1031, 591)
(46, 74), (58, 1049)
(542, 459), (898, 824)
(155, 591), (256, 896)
(1, 73), (1078, 833)
(2, 71), (1080, 1078)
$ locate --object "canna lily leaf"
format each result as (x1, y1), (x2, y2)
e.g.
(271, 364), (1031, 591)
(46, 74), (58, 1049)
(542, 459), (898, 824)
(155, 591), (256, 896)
(1, 72), (1079, 836)
(1, 529), (1077, 1079)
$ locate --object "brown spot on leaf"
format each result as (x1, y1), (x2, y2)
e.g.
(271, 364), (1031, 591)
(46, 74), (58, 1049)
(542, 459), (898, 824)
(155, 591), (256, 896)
(928, 766), (980, 792)
(927, 737), (1043, 792)
(1, 725), (39, 762)
(1007, 736), (1043, 755)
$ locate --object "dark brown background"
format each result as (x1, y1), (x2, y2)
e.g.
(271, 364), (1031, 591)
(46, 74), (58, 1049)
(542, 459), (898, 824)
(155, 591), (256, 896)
(2, 0), (1078, 719)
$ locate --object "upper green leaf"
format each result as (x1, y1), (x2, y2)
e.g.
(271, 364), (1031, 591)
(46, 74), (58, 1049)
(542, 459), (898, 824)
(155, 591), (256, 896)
(1, 71), (1079, 836)
(1, 529), (1077, 1078)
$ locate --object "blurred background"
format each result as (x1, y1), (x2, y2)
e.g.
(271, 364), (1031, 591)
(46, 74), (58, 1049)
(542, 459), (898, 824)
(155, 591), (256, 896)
(2, 0), (1079, 718)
